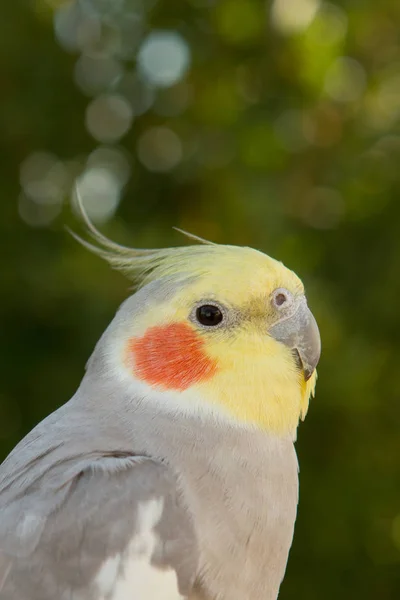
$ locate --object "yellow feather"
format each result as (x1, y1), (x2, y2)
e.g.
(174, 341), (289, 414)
(72, 195), (317, 434)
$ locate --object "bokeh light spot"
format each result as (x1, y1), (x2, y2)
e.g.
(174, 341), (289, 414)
(137, 31), (191, 88)
(114, 71), (155, 116)
(54, 1), (101, 53)
(85, 93), (133, 142)
(311, 3), (347, 46)
(74, 54), (123, 96)
(137, 127), (183, 172)
(364, 69), (400, 130)
(324, 57), (367, 103)
(20, 152), (69, 206)
(271, 0), (320, 34)
(18, 192), (62, 227)
(74, 167), (122, 222)
(87, 146), (132, 187)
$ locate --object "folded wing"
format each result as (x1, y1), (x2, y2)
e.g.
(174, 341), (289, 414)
(0, 448), (198, 600)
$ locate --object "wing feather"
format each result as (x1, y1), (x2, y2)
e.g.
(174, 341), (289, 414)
(0, 446), (198, 600)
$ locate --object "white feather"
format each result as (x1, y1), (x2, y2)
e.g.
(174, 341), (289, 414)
(94, 498), (183, 600)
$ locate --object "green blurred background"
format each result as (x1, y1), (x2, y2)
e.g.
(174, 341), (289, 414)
(1, 0), (400, 597)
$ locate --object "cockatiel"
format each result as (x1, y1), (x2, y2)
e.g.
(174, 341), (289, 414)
(0, 214), (321, 600)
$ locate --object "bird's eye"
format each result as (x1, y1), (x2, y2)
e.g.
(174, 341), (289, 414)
(196, 305), (223, 326)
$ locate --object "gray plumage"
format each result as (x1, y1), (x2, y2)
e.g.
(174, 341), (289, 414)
(0, 277), (304, 600)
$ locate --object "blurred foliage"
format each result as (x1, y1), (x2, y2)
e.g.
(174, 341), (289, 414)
(1, 0), (400, 598)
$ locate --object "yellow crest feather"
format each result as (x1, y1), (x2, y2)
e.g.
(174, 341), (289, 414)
(69, 185), (223, 289)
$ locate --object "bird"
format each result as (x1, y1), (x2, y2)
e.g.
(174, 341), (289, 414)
(0, 211), (320, 600)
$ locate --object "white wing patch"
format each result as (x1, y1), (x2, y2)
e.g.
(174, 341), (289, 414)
(110, 556), (183, 600)
(95, 498), (183, 600)
(95, 554), (122, 597)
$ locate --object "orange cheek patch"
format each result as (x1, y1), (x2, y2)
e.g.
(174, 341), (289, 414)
(127, 322), (218, 391)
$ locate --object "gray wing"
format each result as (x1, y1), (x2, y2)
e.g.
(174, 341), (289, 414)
(0, 444), (199, 600)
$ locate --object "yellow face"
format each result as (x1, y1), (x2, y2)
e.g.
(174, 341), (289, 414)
(123, 246), (318, 436)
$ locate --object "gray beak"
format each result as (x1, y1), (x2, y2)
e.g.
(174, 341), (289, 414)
(269, 295), (321, 381)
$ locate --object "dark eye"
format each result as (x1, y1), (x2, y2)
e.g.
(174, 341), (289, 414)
(196, 305), (223, 326)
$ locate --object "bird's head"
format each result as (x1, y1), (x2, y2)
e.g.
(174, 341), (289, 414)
(77, 222), (320, 438)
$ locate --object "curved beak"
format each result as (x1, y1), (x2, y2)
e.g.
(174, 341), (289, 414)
(269, 297), (321, 380)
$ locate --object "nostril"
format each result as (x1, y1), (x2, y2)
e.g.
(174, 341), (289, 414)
(272, 288), (292, 309)
(275, 293), (287, 306)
